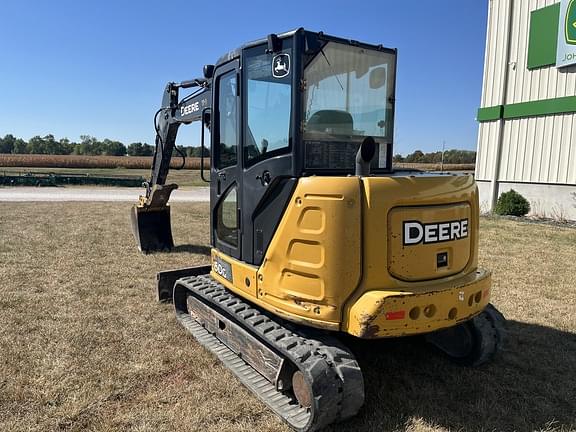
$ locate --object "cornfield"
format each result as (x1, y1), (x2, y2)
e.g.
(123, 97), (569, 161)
(0, 155), (474, 172)
(0, 154), (207, 169)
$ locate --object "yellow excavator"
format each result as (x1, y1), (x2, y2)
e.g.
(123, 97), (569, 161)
(131, 29), (505, 431)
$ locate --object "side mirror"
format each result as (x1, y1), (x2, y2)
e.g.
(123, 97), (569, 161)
(202, 110), (211, 128)
(203, 64), (215, 79)
(369, 67), (387, 89)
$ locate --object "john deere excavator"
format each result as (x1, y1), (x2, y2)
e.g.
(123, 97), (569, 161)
(131, 29), (505, 431)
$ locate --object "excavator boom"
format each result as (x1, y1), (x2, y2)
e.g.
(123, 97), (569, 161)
(131, 78), (211, 252)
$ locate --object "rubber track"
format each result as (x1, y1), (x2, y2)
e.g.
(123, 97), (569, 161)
(173, 275), (364, 432)
(469, 303), (506, 366)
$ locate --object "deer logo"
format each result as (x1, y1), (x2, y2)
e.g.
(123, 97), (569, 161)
(272, 54), (290, 78)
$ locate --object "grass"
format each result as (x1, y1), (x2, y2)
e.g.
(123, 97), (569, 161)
(0, 167), (207, 187)
(0, 203), (575, 432)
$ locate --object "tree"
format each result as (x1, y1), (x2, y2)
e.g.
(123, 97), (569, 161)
(58, 138), (75, 155)
(141, 143), (154, 156)
(76, 135), (101, 155)
(0, 134), (16, 153)
(405, 150), (424, 163)
(187, 146), (210, 157)
(101, 139), (126, 156)
(127, 142), (154, 156)
(12, 138), (27, 154)
(395, 149), (476, 164)
(27, 135), (48, 154)
(127, 142), (143, 156)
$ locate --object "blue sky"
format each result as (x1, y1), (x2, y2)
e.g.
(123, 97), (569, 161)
(0, 0), (488, 155)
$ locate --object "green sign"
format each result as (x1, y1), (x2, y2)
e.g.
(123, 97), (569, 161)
(557, 0), (576, 66)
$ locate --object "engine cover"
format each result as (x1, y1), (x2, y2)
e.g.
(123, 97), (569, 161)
(387, 203), (472, 281)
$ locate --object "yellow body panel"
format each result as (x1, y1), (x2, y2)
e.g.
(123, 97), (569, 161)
(211, 249), (341, 330)
(210, 174), (492, 338)
(211, 249), (258, 298)
(356, 175), (480, 294)
(257, 177), (361, 326)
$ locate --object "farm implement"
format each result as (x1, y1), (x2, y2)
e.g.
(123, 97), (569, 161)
(0, 170), (145, 187)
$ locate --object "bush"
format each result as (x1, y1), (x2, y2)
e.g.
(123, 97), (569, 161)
(495, 189), (531, 216)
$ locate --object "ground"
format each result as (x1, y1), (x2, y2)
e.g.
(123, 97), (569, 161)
(0, 203), (574, 432)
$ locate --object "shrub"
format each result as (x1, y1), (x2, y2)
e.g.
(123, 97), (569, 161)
(495, 189), (531, 216)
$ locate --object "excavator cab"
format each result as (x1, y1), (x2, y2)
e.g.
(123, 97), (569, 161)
(131, 29), (504, 432)
(132, 29), (396, 254)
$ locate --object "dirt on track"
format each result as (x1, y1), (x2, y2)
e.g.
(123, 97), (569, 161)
(0, 203), (575, 432)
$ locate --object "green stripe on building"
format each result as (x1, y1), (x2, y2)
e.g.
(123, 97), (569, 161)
(477, 95), (576, 122)
(477, 105), (503, 122)
(527, 3), (561, 69)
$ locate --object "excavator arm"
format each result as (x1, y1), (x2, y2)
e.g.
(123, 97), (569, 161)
(131, 77), (212, 253)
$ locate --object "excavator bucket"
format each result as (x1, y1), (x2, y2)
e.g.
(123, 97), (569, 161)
(131, 205), (175, 253)
(131, 184), (179, 253)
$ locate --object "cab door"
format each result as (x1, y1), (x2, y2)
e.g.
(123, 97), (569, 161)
(211, 60), (241, 260)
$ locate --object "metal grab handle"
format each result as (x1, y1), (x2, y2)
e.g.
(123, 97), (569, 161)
(256, 170), (271, 186)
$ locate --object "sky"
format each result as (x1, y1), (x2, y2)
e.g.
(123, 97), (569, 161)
(0, 0), (488, 155)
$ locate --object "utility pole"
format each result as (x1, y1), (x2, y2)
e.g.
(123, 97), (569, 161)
(441, 140), (446, 172)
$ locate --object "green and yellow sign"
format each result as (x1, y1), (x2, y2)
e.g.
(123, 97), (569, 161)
(557, 0), (576, 66)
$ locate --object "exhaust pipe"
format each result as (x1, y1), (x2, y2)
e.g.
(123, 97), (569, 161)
(355, 136), (377, 176)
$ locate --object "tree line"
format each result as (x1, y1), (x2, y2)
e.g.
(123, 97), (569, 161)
(393, 149), (476, 164)
(1, 134), (472, 163)
(0, 134), (207, 157)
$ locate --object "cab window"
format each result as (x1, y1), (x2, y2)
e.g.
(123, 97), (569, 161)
(216, 185), (238, 247)
(244, 47), (292, 165)
(216, 71), (238, 169)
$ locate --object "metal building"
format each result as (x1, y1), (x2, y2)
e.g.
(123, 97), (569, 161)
(476, 0), (576, 220)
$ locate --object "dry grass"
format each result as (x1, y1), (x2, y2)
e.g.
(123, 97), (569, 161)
(0, 203), (574, 432)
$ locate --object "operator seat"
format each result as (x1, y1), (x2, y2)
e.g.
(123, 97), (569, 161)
(306, 110), (354, 134)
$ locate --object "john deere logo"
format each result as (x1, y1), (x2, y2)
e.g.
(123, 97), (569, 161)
(554, 0), (576, 67)
(272, 54), (290, 78)
(566, 0), (576, 44)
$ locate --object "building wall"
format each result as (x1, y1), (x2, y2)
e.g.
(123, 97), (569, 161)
(476, 0), (576, 219)
(481, 0), (576, 108)
(477, 114), (576, 184)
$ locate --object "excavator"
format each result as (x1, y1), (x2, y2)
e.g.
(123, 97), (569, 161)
(131, 29), (505, 431)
